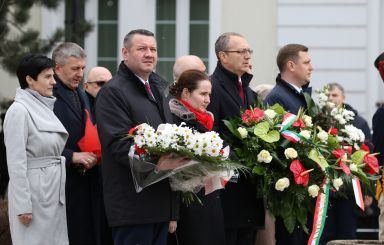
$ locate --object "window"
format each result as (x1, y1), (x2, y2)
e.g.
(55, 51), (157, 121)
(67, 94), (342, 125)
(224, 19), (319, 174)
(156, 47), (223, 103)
(97, 0), (118, 73)
(155, 0), (209, 82)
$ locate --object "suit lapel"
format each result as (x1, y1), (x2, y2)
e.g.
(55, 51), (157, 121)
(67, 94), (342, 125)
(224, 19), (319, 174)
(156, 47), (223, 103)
(55, 81), (83, 122)
(220, 81), (243, 107)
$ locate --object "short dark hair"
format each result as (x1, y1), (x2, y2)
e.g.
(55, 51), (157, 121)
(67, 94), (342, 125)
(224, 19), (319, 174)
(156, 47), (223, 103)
(169, 70), (210, 98)
(16, 54), (55, 89)
(277, 44), (308, 72)
(374, 52), (384, 69)
(123, 29), (155, 49)
(215, 32), (243, 59)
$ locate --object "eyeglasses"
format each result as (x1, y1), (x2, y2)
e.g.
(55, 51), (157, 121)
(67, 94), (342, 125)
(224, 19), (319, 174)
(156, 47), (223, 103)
(223, 48), (253, 56)
(87, 81), (106, 87)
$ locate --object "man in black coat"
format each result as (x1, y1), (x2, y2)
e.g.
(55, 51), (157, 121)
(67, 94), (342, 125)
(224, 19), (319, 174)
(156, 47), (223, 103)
(373, 51), (384, 240)
(52, 42), (106, 244)
(265, 43), (314, 245)
(207, 32), (264, 245)
(95, 29), (186, 245)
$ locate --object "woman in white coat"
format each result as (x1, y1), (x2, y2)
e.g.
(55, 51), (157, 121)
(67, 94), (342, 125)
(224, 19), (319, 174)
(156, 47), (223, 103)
(4, 54), (69, 245)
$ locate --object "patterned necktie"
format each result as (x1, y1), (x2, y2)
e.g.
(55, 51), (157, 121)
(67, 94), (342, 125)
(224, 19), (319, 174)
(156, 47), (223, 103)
(144, 81), (156, 101)
(238, 79), (245, 105)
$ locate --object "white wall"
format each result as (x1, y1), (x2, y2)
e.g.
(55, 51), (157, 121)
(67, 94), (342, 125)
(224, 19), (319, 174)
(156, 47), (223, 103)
(277, 0), (383, 124)
(221, 0), (278, 87)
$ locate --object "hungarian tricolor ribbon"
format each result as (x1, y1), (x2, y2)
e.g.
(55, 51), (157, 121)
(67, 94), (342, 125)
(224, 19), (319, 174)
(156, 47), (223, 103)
(280, 113), (302, 143)
(308, 178), (330, 245)
(352, 177), (365, 211)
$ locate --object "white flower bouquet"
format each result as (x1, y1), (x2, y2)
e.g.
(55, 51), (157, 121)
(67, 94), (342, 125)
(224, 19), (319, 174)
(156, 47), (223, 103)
(125, 123), (242, 200)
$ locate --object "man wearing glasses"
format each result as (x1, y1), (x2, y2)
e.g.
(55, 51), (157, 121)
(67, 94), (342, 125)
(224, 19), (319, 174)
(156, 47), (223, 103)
(207, 32), (264, 245)
(83, 66), (112, 122)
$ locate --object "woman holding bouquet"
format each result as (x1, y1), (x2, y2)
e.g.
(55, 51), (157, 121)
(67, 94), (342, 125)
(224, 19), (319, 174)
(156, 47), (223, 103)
(168, 70), (225, 245)
(3, 54), (69, 244)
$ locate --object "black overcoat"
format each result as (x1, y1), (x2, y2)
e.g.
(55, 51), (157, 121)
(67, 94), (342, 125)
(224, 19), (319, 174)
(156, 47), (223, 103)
(95, 62), (176, 227)
(207, 62), (265, 229)
(53, 77), (103, 244)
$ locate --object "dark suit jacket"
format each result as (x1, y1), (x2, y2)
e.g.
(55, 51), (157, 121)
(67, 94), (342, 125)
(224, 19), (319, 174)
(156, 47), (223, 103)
(265, 74), (312, 114)
(373, 106), (384, 165)
(95, 62), (176, 227)
(207, 62), (265, 229)
(53, 77), (102, 244)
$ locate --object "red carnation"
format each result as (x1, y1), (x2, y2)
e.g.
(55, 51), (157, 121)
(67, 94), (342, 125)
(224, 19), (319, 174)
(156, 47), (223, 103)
(289, 160), (309, 186)
(241, 108), (264, 125)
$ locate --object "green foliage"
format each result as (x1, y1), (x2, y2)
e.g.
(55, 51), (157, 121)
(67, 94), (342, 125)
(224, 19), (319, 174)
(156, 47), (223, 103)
(0, 0), (93, 75)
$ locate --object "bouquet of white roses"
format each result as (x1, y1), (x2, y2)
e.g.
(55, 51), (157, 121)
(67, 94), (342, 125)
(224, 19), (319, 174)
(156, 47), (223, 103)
(125, 123), (241, 201)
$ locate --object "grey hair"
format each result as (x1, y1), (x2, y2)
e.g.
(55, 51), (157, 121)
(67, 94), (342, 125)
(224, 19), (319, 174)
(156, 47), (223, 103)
(52, 42), (86, 66)
(123, 29), (155, 49)
(328, 82), (345, 95)
(215, 32), (243, 59)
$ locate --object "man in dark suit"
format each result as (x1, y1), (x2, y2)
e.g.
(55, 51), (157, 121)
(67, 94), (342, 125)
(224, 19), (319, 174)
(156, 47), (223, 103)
(265, 44), (313, 245)
(95, 29), (186, 245)
(207, 32), (264, 245)
(373, 51), (384, 240)
(52, 42), (107, 244)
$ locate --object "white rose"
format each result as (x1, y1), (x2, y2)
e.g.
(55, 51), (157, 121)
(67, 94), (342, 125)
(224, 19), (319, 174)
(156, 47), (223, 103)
(299, 130), (311, 139)
(257, 150), (273, 163)
(237, 127), (248, 139)
(264, 109), (277, 119)
(333, 178), (343, 191)
(308, 184), (320, 198)
(284, 148), (298, 159)
(349, 163), (358, 172)
(317, 131), (329, 143)
(275, 178), (290, 191)
(302, 115), (313, 127)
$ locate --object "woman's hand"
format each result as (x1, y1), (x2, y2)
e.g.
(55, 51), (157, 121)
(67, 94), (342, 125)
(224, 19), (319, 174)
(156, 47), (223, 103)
(157, 154), (190, 171)
(168, 220), (177, 233)
(18, 213), (32, 226)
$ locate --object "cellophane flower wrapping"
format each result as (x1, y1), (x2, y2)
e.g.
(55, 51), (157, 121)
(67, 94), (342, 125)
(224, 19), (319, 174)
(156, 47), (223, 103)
(223, 86), (381, 233)
(126, 123), (241, 202)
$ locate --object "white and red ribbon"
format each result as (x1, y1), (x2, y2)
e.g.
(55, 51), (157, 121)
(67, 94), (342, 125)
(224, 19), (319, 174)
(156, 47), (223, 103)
(352, 177), (365, 211)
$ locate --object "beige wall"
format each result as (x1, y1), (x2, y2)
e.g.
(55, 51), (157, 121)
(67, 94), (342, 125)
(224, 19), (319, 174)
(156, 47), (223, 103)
(221, 0), (278, 88)
(0, 6), (41, 100)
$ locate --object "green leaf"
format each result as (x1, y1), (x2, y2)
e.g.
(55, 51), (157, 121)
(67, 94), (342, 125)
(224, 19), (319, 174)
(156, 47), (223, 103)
(270, 104), (286, 115)
(259, 130), (280, 143)
(252, 165), (266, 175)
(308, 149), (329, 170)
(223, 120), (242, 139)
(282, 212), (296, 234)
(304, 92), (320, 117)
(327, 135), (340, 149)
(254, 121), (270, 136)
(351, 150), (368, 165)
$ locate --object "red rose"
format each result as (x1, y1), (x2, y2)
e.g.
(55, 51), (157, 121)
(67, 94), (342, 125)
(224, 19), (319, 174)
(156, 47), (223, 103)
(289, 160), (309, 186)
(329, 128), (338, 136)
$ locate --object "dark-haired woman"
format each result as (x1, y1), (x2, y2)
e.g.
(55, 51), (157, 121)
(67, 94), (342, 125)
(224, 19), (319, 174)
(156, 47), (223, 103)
(4, 54), (69, 245)
(169, 70), (225, 245)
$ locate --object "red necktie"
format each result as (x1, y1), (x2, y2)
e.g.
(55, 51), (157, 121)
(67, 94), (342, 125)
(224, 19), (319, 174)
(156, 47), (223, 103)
(144, 81), (156, 101)
(238, 79), (245, 105)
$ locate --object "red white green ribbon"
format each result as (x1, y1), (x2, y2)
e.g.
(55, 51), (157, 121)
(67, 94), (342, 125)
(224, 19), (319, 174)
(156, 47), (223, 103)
(352, 177), (365, 211)
(308, 178), (330, 245)
(280, 113), (302, 143)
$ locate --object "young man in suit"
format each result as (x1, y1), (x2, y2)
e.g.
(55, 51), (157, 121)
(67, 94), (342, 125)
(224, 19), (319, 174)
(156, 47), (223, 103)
(265, 43), (314, 245)
(95, 29), (187, 245)
(207, 32), (264, 245)
(52, 42), (108, 244)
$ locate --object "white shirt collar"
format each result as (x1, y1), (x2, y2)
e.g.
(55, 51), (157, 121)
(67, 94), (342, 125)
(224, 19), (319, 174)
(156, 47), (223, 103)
(135, 74), (149, 85)
(287, 82), (302, 93)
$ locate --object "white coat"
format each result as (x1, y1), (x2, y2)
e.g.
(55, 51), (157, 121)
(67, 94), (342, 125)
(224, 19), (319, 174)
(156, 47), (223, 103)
(4, 88), (69, 245)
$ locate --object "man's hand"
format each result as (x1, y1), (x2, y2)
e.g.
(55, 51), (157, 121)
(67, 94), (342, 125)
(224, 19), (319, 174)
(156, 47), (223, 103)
(18, 213), (32, 226)
(72, 152), (98, 169)
(157, 154), (190, 171)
